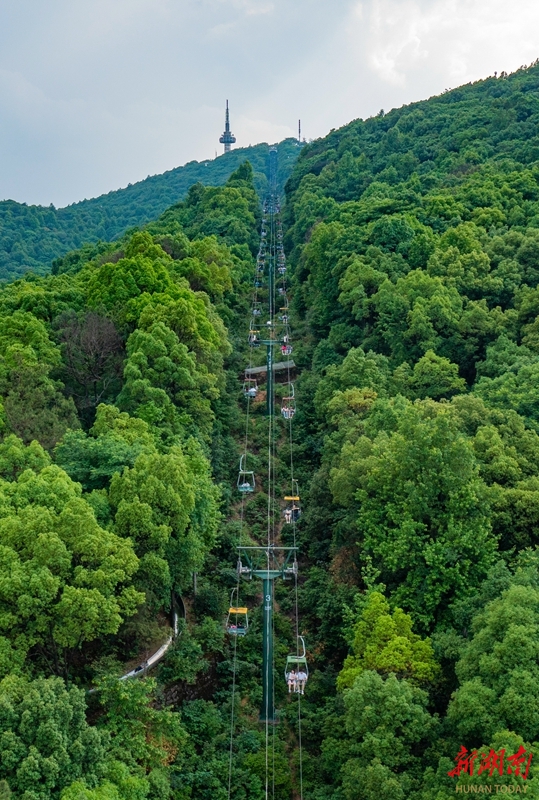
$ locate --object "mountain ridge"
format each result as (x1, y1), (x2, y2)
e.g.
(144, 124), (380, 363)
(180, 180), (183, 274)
(0, 137), (300, 281)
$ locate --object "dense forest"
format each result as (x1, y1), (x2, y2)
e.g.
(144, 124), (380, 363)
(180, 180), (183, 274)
(0, 139), (299, 282)
(2, 61), (539, 800)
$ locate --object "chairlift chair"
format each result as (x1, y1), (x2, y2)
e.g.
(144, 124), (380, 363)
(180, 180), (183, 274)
(226, 589), (249, 636)
(284, 481), (301, 522)
(281, 344), (293, 356)
(252, 307), (262, 317)
(243, 378), (258, 399)
(281, 385), (295, 420)
(237, 455), (255, 493)
(281, 398), (296, 420)
(285, 636), (309, 686)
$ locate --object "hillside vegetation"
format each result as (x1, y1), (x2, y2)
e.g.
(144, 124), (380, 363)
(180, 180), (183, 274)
(283, 60), (539, 798)
(0, 138), (299, 281)
(0, 62), (538, 800)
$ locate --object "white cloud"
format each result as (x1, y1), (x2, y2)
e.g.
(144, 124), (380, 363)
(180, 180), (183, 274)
(365, 0), (539, 88)
(0, 0), (538, 206)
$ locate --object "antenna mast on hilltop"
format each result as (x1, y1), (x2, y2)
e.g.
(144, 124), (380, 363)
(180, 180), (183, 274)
(219, 100), (236, 154)
(298, 119), (301, 143)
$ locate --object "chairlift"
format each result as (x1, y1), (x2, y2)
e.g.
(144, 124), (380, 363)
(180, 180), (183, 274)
(284, 481), (301, 522)
(278, 266), (287, 275)
(243, 378), (258, 399)
(283, 502), (301, 523)
(249, 330), (260, 347)
(281, 403), (296, 421)
(281, 385), (295, 420)
(237, 455), (255, 493)
(252, 307), (262, 317)
(278, 287), (287, 296)
(226, 588), (249, 636)
(285, 636), (309, 692)
(281, 344), (293, 356)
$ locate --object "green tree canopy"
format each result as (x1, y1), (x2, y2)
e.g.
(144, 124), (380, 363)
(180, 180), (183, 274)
(0, 448), (142, 675)
(0, 676), (106, 800)
(448, 573), (539, 744)
(329, 398), (496, 628)
(337, 591), (440, 690)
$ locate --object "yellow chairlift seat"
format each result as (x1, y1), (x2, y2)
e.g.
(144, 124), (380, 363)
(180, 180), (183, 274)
(226, 590), (249, 636)
(284, 479), (301, 523)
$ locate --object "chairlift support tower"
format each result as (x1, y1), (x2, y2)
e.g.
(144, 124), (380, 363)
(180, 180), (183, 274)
(237, 546), (298, 723)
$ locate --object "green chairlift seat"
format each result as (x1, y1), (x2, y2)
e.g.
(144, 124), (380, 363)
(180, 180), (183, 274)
(285, 636), (308, 680)
(237, 455), (255, 494)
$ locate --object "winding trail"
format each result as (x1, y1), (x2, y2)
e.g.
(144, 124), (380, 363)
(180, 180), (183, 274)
(88, 594), (185, 692)
(119, 594), (185, 681)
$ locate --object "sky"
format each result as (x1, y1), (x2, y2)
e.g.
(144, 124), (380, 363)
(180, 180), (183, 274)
(1, 0), (539, 208)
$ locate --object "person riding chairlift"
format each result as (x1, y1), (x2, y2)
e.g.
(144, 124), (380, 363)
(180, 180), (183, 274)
(296, 668), (308, 695)
(284, 505), (301, 523)
(281, 405), (295, 420)
(287, 669), (297, 694)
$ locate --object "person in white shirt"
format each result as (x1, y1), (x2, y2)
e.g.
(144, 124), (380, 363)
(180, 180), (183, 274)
(296, 669), (307, 694)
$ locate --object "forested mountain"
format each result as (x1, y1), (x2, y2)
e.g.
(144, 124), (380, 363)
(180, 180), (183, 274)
(1, 61), (539, 800)
(283, 60), (539, 798)
(0, 138), (299, 281)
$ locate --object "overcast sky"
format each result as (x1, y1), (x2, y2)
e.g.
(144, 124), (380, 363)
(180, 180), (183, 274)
(1, 0), (539, 208)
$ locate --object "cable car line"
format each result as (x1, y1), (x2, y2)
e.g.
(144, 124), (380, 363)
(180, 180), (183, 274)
(228, 148), (305, 800)
(228, 231), (262, 798)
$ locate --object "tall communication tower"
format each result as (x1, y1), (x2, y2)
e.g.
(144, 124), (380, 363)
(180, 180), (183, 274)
(219, 100), (236, 153)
